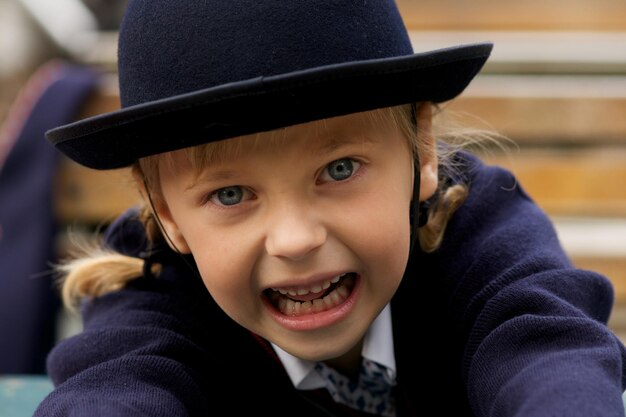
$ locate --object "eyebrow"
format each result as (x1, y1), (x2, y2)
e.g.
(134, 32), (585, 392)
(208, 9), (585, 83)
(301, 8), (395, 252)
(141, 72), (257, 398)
(312, 134), (379, 157)
(184, 169), (239, 192)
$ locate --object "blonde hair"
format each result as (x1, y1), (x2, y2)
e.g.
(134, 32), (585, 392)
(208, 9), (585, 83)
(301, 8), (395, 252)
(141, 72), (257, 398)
(58, 103), (499, 310)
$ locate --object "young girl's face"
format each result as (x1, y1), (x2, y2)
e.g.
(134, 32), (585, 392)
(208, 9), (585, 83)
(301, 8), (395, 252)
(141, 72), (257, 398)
(153, 107), (437, 363)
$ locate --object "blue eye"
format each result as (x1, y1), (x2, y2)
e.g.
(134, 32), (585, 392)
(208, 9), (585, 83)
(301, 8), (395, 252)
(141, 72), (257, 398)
(324, 158), (356, 181)
(211, 186), (244, 206)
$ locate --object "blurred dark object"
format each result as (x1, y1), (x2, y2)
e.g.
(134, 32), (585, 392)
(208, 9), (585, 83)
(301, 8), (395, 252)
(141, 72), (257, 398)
(0, 60), (99, 374)
(82, 0), (127, 30)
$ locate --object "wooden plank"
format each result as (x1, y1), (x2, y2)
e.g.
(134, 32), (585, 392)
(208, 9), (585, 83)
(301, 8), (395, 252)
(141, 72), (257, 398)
(446, 74), (626, 144)
(54, 158), (139, 224)
(554, 218), (626, 259)
(574, 256), (626, 303)
(450, 95), (626, 144)
(552, 218), (626, 303)
(396, 0), (626, 31)
(479, 148), (626, 217)
(409, 32), (626, 74)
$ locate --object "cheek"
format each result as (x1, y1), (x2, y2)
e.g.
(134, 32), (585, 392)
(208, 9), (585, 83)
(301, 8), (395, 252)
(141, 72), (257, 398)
(363, 196), (411, 269)
(339, 157), (413, 262)
(184, 227), (259, 320)
(336, 184), (412, 278)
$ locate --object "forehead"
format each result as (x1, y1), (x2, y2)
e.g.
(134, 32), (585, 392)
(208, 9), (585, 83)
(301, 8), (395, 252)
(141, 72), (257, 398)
(164, 107), (404, 171)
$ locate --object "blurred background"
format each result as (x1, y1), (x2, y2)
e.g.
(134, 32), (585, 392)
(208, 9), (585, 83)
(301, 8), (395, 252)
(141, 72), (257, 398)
(0, 0), (625, 376)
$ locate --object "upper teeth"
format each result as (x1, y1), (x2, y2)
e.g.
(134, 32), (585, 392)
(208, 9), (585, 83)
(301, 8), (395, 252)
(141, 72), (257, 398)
(272, 273), (345, 296)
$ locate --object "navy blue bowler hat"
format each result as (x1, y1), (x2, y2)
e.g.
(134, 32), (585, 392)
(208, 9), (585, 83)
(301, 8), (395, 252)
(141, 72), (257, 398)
(46, 0), (493, 170)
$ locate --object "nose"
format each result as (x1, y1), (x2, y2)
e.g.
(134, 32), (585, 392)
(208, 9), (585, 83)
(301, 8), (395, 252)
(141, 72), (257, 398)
(265, 203), (327, 261)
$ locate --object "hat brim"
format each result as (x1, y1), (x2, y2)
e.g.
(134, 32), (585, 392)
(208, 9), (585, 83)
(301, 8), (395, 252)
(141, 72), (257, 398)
(47, 42), (493, 170)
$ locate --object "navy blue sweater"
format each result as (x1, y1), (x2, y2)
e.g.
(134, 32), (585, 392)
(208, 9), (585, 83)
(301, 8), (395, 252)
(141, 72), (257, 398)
(35, 153), (626, 416)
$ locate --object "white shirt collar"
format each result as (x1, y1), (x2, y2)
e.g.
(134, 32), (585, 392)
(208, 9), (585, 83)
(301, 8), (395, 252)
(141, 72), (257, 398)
(272, 304), (396, 390)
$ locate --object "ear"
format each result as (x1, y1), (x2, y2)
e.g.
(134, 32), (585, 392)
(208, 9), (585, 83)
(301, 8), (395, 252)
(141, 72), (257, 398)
(132, 166), (192, 254)
(415, 102), (438, 202)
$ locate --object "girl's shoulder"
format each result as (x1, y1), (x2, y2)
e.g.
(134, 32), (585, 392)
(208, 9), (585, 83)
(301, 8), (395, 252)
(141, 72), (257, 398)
(449, 149), (539, 214)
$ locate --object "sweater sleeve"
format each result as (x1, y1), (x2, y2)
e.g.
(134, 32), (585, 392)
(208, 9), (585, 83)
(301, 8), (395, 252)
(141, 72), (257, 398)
(437, 156), (626, 417)
(33, 266), (214, 417)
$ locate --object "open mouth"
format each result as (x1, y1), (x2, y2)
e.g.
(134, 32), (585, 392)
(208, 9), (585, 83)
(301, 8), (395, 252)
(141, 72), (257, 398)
(265, 273), (357, 316)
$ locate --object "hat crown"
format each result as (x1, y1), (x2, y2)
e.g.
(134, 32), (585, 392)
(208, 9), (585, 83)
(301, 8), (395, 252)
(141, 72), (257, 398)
(118, 0), (413, 108)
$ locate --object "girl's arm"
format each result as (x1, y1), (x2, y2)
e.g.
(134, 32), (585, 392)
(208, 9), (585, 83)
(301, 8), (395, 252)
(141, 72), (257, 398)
(440, 155), (626, 416)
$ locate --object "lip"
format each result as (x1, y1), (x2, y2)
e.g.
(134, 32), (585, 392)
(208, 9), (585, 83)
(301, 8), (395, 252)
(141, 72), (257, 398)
(262, 273), (361, 331)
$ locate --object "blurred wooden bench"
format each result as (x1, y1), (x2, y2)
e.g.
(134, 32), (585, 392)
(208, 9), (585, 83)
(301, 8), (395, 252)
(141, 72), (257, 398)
(397, 0), (626, 31)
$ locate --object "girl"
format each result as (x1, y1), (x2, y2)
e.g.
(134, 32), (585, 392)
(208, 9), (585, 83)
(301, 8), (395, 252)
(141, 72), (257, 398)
(36, 0), (626, 416)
